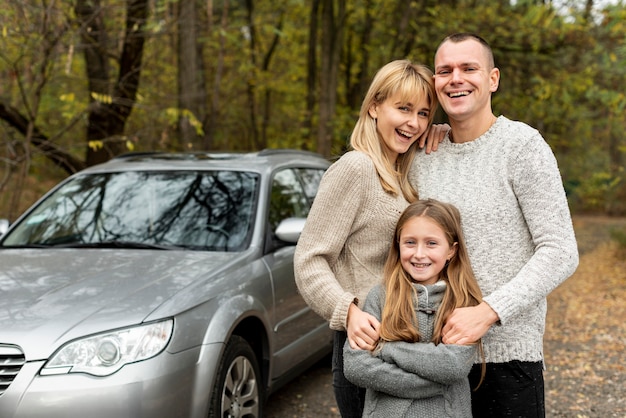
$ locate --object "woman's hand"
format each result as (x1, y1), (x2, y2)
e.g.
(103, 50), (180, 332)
(419, 123), (451, 154)
(346, 303), (380, 351)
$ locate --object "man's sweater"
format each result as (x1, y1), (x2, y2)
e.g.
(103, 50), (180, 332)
(344, 281), (474, 418)
(294, 151), (411, 331)
(410, 116), (579, 363)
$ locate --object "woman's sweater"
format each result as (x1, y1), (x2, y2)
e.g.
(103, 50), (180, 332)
(344, 281), (475, 418)
(294, 151), (410, 331)
(410, 116), (579, 364)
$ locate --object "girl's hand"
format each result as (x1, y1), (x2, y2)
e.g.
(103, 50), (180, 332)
(346, 303), (380, 351)
(419, 123), (450, 154)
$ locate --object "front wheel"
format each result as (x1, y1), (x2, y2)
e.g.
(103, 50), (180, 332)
(209, 335), (263, 418)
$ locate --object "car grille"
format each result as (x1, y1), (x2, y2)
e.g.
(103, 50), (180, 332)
(0, 345), (26, 396)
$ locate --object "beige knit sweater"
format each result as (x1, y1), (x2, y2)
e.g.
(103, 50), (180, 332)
(294, 151), (410, 331)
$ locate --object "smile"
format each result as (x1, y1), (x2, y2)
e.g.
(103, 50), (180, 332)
(448, 91), (470, 98)
(397, 129), (415, 139)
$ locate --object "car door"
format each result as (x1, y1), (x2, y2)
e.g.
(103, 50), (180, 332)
(264, 167), (330, 379)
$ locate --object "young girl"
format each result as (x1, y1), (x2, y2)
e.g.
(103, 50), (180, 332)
(294, 60), (439, 417)
(343, 199), (483, 417)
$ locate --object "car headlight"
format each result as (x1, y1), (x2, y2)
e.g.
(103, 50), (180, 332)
(41, 319), (173, 377)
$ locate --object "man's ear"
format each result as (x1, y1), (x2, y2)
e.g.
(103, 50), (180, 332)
(490, 67), (500, 93)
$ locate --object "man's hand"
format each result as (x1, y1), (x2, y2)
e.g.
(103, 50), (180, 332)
(346, 303), (380, 351)
(442, 302), (499, 345)
(419, 123), (450, 154)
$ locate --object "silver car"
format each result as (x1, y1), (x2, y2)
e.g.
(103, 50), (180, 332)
(0, 149), (332, 418)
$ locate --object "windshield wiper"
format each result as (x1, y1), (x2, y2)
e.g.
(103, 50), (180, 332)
(62, 240), (187, 250)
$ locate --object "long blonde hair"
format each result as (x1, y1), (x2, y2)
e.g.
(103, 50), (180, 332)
(350, 60), (437, 202)
(378, 199), (482, 344)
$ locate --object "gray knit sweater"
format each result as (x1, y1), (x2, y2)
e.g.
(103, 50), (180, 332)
(410, 116), (579, 364)
(344, 281), (474, 418)
(294, 151), (410, 330)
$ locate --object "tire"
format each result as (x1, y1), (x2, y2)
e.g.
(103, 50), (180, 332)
(209, 335), (263, 418)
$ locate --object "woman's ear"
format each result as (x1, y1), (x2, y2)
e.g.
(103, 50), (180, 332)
(368, 103), (378, 119)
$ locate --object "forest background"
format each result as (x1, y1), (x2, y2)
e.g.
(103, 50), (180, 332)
(1, 0), (625, 221)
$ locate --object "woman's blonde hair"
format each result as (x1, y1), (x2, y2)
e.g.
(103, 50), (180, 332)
(378, 199), (482, 344)
(350, 60), (437, 202)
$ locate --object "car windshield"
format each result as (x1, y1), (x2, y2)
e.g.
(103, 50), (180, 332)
(1, 170), (259, 251)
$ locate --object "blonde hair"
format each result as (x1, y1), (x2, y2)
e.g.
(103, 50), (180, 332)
(350, 60), (437, 202)
(378, 199), (482, 344)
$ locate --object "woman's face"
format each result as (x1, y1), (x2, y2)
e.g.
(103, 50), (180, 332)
(399, 216), (457, 285)
(369, 92), (430, 162)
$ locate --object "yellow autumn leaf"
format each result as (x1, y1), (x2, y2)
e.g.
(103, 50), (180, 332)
(88, 140), (104, 151)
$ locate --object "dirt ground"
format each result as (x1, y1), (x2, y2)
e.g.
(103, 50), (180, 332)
(264, 215), (626, 418)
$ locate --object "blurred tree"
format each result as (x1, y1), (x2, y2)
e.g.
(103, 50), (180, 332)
(0, 0), (624, 219)
(177, 0), (207, 148)
(316, 0), (345, 158)
(75, 0), (149, 166)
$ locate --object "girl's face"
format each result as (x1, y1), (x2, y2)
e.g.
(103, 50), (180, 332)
(399, 216), (457, 285)
(369, 92), (430, 163)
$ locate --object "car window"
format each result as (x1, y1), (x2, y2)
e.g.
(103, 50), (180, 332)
(2, 170), (259, 252)
(295, 168), (325, 204)
(268, 169), (309, 232)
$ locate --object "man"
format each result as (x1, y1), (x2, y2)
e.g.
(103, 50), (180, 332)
(411, 33), (579, 417)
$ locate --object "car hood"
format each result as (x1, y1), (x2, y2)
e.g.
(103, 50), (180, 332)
(0, 248), (244, 360)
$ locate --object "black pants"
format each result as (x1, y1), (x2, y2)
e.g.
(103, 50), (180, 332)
(332, 331), (366, 418)
(469, 361), (545, 418)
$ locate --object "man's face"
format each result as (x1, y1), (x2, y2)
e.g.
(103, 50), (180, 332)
(433, 39), (499, 122)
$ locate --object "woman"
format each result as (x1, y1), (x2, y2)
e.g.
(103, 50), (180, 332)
(294, 60), (438, 417)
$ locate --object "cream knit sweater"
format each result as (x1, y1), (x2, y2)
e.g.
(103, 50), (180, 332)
(410, 116), (579, 364)
(294, 151), (411, 331)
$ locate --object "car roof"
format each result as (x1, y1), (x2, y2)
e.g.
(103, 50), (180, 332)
(78, 149), (330, 175)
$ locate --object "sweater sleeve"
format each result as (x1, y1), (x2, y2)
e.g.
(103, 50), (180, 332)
(343, 286), (444, 398)
(484, 133), (579, 323)
(379, 341), (476, 385)
(343, 342), (445, 399)
(294, 154), (372, 330)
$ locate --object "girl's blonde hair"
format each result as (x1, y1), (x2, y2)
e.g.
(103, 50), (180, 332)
(350, 60), (437, 202)
(378, 199), (482, 344)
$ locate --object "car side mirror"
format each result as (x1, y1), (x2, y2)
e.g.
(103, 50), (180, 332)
(274, 217), (307, 244)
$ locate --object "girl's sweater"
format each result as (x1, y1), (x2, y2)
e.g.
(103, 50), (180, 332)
(344, 281), (475, 418)
(410, 116), (579, 364)
(294, 151), (410, 331)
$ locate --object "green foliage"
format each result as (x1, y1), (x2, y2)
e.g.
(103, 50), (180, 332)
(1, 0), (626, 218)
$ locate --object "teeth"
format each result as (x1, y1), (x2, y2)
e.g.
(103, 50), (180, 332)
(397, 129), (413, 138)
(449, 91), (470, 98)
(413, 263), (430, 267)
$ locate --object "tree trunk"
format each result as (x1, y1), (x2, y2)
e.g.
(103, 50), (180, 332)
(303, 0), (320, 149)
(204, 0), (230, 150)
(346, 0), (373, 110)
(244, 0), (260, 150)
(259, 12), (283, 148)
(76, 0), (149, 166)
(178, 0), (207, 149)
(317, 0), (345, 158)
